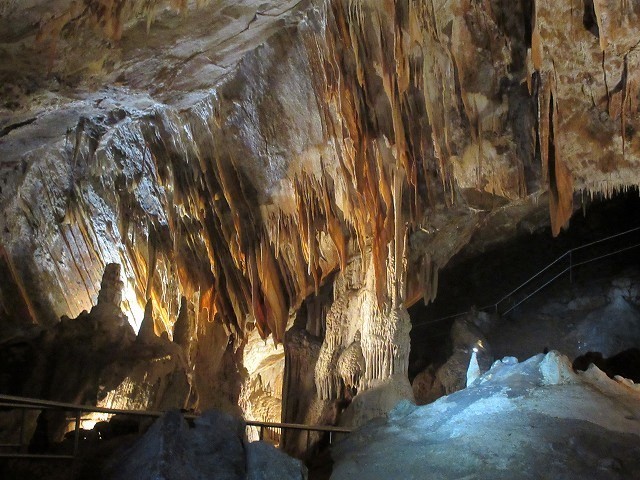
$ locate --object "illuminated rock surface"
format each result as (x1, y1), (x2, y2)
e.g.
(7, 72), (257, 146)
(332, 352), (640, 480)
(0, 264), (192, 443)
(0, 0), (639, 475)
(3, 0), (638, 365)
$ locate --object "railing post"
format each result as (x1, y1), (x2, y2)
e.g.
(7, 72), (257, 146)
(259, 425), (264, 441)
(306, 429), (310, 453)
(73, 410), (81, 458)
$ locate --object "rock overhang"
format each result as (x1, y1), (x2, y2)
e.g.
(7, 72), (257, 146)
(0, 0), (639, 351)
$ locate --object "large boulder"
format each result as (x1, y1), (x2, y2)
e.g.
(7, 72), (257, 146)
(246, 442), (307, 480)
(339, 374), (414, 428)
(106, 410), (306, 480)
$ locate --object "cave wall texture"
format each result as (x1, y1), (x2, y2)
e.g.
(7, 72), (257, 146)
(0, 0), (639, 415)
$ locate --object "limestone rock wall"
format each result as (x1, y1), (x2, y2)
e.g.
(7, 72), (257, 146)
(0, 0), (639, 414)
(0, 264), (193, 445)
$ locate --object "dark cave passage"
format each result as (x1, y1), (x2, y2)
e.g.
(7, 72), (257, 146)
(408, 190), (640, 381)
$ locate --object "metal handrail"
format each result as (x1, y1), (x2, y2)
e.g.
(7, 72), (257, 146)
(500, 266), (571, 316)
(570, 226), (640, 252)
(0, 394), (189, 418)
(245, 419), (350, 434)
(0, 394), (351, 460)
(494, 251), (569, 307)
(571, 242), (640, 268)
(413, 226), (640, 329)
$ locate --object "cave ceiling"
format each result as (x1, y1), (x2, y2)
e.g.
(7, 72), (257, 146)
(0, 0), (639, 346)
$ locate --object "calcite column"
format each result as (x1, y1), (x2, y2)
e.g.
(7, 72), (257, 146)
(359, 295), (411, 389)
(315, 251), (411, 401)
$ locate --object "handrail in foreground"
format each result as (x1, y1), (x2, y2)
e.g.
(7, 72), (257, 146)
(413, 226), (640, 330)
(0, 393), (350, 461)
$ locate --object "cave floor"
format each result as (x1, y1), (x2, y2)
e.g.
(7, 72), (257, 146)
(331, 352), (640, 480)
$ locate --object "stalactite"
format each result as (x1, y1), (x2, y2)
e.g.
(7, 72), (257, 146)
(392, 167), (405, 307)
(137, 298), (161, 344)
(6, 1), (639, 411)
(539, 77), (573, 236)
(146, 237), (157, 301)
(421, 253), (439, 304)
(257, 240), (288, 343)
(173, 296), (196, 364)
(592, 0), (609, 52)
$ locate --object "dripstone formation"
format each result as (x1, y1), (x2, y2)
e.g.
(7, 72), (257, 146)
(0, 0), (639, 465)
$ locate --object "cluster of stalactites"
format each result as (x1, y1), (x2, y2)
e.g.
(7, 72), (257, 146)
(43, 0), (640, 353)
(530, 1), (640, 235)
(37, 0), (211, 46)
(35, 0), (640, 356)
(302, 0), (512, 323)
(44, 0), (477, 347)
(257, 151), (410, 347)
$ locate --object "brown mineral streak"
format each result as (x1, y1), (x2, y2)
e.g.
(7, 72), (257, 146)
(2, 0), (639, 350)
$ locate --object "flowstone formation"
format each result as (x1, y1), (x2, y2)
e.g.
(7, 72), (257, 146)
(1, 0), (640, 435)
(314, 240), (412, 408)
(336, 330), (365, 393)
(332, 352), (640, 480)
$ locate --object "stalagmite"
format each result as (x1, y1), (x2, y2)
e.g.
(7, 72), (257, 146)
(96, 264), (125, 309)
(466, 348), (481, 387)
(137, 298), (161, 345)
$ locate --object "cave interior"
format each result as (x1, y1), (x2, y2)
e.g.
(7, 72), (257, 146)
(1, 1), (640, 479)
